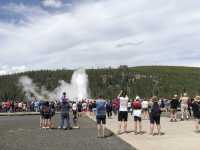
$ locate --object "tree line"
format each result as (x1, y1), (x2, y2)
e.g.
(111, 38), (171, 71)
(1, 66), (200, 101)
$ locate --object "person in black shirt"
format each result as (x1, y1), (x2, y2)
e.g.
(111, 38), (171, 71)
(149, 96), (162, 135)
(77, 101), (82, 117)
(191, 96), (200, 132)
(170, 95), (179, 122)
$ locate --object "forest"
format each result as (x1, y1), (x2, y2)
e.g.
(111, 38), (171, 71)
(1, 66), (200, 101)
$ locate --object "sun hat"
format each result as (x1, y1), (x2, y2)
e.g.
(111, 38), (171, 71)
(136, 96), (140, 100)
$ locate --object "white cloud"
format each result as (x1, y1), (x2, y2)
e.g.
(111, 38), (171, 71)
(42, 0), (63, 8)
(0, 0), (200, 74)
(0, 65), (27, 75)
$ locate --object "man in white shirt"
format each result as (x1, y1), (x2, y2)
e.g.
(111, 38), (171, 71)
(117, 90), (129, 134)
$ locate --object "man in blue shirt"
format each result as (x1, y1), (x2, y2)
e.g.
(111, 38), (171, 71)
(96, 96), (106, 138)
(59, 101), (71, 129)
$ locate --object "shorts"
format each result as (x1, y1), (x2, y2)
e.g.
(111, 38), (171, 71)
(96, 115), (106, 124)
(134, 116), (141, 122)
(73, 110), (77, 119)
(118, 111), (128, 122)
(142, 108), (148, 112)
(170, 108), (177, 114)
(193, 113), (200, 119)
(150, 115), (160, 125)
(40, 111), (44, 118)
(181, 104), (188, 112)
(43, 113), (51, 119)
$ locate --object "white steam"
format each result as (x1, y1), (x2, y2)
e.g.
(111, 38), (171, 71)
(18, 69), (89, 101)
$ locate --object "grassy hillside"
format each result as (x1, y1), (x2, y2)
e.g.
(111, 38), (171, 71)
(0, 66), (200, 101)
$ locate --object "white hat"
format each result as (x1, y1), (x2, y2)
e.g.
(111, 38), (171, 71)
(136, 96), (140, 100)
(183, 93), (187, 96)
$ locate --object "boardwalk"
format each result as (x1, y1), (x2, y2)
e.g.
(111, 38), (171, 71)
(89, 114), (200, 150)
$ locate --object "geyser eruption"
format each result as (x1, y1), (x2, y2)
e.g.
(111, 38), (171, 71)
(54, 68), (89, 101)
(72, 69), (89, 100)
(18, 68), (89, 101)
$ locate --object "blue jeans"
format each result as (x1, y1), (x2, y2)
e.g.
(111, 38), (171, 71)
(60, 112), (71, 128)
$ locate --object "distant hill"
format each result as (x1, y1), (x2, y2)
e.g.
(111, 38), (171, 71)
(1, 66), (200, 101)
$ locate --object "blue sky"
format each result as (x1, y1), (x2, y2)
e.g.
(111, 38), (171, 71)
(0, 0), (200, 75)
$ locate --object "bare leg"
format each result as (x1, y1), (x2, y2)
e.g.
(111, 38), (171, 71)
(181, 105), (184, 120)
(170, 112), (173, 121)
(102, 124), (105, 137)
(150, 124), (154, 135)
(124, 121), (127, 132)
(97, 124), (101, 137)
(186, 108), (189, 119)
(139, 121), (142, 133)
(134, 121), (137, 133)
(118, 122), (122, 134)
(174, 112), (177, 121)
(157, 124), (161, 135)
(40, 117), (42, 127)
(195, 119), (199, 131)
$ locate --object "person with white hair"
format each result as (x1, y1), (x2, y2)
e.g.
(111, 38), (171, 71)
(180, 93), (189, 121)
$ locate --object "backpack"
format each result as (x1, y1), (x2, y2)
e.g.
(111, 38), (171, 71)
(151, 103), (161, 116)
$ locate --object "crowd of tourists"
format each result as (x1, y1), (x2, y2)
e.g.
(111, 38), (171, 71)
(0, 99), (60, 113)
(95, 91), (200, 138)
(1, 90), (200, 138)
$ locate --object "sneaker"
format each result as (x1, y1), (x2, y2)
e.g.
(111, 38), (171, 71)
(170, 119), (173, 122)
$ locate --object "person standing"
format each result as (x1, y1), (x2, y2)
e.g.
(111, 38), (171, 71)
(59, 100), (71, 130)
(42, 101), (51, 129)
(117, 90), (129, 134)
(170, 95), (179, 122)
(132, 96), (142, 134)
(191, 96), (200, 132)
(180, 93), (189, 121)
(141, 98), (149, 119)
(77, 101), (82, 117)
(60, 92), (68, 103)
(72, 102), (79, 128)
(149, 96), (162, 135)
(96, 96), (107, 138)
(106, 100), (112, 119)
